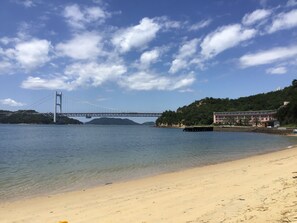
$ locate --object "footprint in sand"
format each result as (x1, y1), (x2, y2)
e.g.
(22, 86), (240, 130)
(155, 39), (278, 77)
(257, 206), (269, 212)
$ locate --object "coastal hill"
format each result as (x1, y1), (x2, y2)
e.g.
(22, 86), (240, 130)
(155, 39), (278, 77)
(156, 80), (297, 127)
(86, 117), (140, 125)
(0, 110), (82, 124)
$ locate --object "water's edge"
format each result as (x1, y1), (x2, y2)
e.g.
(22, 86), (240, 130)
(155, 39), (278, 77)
(1, 124), (297, 202)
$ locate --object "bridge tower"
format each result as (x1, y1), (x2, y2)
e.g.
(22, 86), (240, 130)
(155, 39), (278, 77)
(54, 91), (62, 123)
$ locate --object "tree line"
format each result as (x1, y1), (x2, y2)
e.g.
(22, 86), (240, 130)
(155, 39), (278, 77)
(156, 80), (297, 126)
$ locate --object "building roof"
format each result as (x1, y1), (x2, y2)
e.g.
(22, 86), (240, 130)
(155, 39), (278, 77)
(213, 110), (277, 115)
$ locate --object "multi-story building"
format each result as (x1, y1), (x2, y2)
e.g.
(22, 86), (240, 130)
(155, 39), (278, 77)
(213, 110), (277, 126)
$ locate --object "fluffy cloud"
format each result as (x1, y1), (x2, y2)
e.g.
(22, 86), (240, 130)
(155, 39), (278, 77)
(119, 71), (195, 91)
(200, 24), (256, 59)
(169, 59), (188, 74)
(266, 66), (287, 74)
(140, 49), (160, 67)
(189, 19), (212, 31)
(0, 98), (25, 106)
(21, 62), (127, 90)
(242, 9), (271, 26)
(64, 4), (110, 29)
(239, 46), (297, 67)
(56, 32), (102, 60)
(13, 39), (51, 70)
(169, 38), (200, 73)
(21, 76), (74, 90)
(64, 62), (127, 87)
(267, 9), (297, 33)
(21, 62), (195, 91)
(112, 17), (160, 53)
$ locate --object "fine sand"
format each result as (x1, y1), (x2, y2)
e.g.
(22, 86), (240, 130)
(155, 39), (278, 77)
(1, 147), (297, 223)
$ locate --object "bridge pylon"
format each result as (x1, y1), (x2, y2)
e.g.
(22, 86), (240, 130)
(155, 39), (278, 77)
(54, 91), (62, 123)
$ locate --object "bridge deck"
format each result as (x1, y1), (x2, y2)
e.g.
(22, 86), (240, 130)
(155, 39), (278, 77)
(55, 112), (162, 118)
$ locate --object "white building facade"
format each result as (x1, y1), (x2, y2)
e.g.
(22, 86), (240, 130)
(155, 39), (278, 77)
(213, 110), (277, 126)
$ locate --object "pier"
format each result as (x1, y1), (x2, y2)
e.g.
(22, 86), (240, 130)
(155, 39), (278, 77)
(183, 126), (214, 132)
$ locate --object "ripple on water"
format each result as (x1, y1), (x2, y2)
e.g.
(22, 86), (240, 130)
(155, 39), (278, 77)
(1, 125), (297, 201)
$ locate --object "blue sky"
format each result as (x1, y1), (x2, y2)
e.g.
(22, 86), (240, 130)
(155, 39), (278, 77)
(0, 0), (297, 118)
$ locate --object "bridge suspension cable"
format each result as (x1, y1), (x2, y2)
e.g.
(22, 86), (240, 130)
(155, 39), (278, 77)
(52, 91), (162, 123)
(22, 93), (53, 111)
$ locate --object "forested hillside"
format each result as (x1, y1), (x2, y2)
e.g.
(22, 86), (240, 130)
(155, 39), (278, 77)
(156, 80), (297, 126)
(0, 110), (82, 124)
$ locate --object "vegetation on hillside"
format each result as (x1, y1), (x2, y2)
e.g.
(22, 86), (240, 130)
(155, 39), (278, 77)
(156, 80), (297, 126)
(0, 110), (82, 124)
(86, 117), (140, 125)
(276, 80), (297, 125)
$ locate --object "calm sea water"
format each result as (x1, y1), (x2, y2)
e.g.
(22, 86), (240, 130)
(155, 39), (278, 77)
(1, 124), (297, 201)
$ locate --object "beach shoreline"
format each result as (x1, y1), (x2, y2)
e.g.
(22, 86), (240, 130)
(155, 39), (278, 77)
(1, 146), (297, 223)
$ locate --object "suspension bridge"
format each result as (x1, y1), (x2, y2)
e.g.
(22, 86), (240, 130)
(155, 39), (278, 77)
(35, 92), (162, 123)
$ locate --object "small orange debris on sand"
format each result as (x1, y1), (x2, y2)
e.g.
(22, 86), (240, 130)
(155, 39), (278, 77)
(58, 221), (68, 223)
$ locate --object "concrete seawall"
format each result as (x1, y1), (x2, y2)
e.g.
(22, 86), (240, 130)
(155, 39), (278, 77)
(214, 126), (293, 135)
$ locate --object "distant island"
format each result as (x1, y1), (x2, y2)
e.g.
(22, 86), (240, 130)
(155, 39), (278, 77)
(0, 111), (156, 126)
(86, 118), (156, 126)
(157, 80), (297, 127)
(86, 117), (139, 125)
(0, 110), (82, 124)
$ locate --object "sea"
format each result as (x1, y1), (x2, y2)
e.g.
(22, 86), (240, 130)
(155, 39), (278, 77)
(1, 124), (297, 201)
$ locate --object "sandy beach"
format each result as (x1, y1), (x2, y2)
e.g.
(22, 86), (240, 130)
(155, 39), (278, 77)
(1, 147), (297, 223)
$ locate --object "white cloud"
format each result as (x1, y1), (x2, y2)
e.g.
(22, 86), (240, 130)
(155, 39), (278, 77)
(189, 19), (212, 31)
(242, 9), (272, 26)
(0, 37), (19, 45)
(64, 4), (110, 29)
(287, 0), (297, 7)
(119, 71), (195, 91)
(200, 24), (257, 59)
(177, 38), (200, 59)
(64, 62), (127, 87)
(140, 49), (160, 67)
(22, 62), (127, 90)
(21, 76), (74, 90)
(21, 57), (195, 91)
(154, 16), (181, 30)
(239, 46), (297, 67)
(112, 17), (160, 53)
(169, 59), (188, 74)
(13, 39), (51, 70)
(169, 38), (200, 73)
(267, 9), (297, 33)
(0, 61), (13, 74)
(56, 32), (103, 60)
(266, 66), (287, 74)
(0, 98), (25, 107)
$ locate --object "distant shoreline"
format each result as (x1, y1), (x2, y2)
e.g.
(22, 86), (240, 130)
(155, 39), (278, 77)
(214, 126), (294, 135)
(158, 125), (296, 135)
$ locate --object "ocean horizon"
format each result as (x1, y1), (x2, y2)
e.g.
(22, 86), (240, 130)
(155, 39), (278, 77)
(1, 124), (297, 201)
